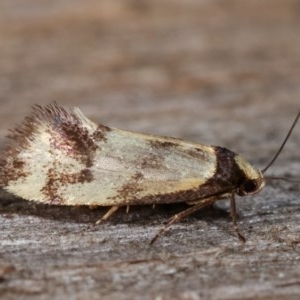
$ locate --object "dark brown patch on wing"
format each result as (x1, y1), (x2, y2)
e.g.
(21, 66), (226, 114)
(149, 139), (179, 149)
(41, 165), (94, 205)
(185, 147), (208, 160)
(92, 124), (111, 142)
(0, 158), (29, 186)
(39, 104), (99, 167)
(60, 169), (94, 184)
(109, 173), (144, 204)
(41, 167), (64, 205)
(140, 153), (165, 169)
(134, 187), (215, 205)
(53, 121), (97, 167)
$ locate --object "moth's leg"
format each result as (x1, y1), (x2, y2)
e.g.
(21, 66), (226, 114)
(95, 205), (120, 225)
(230, 193), (246, 242)
(126, 205), (130, 214)
(150, 196), (217, 245)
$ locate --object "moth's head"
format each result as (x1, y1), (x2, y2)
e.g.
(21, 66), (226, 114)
(235, 156), (265, 196)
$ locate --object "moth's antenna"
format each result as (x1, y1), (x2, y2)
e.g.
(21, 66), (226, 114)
(264, 176), (299, 183)
(262, 110), (300, 174)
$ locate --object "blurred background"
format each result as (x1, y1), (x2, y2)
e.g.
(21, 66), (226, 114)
(0, 0), (299, 160)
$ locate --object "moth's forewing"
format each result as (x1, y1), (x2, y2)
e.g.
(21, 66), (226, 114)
(0, 104), (240, 206)
(1, 104), (261, 206)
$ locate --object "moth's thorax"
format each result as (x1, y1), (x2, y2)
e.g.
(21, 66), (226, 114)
(234, 155), (265, 196)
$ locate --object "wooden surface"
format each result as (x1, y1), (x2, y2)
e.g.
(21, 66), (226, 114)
(0, 1), (299, 299)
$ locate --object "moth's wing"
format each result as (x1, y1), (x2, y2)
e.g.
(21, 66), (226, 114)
(0, 104), (222, 206)
(83, 130), (219, 205)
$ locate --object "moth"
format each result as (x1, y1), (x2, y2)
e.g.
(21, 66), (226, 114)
(0, 103), (298, 243)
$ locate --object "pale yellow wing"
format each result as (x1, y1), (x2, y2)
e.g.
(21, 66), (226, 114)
(0, 104), (217, 206)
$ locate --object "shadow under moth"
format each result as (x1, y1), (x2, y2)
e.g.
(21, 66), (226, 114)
(0, 103), (299, 243)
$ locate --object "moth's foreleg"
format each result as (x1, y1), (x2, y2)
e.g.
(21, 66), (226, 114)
(230, 193), (246, 242)
(150, 196), (217, 245)
(95, 205), (120, 225)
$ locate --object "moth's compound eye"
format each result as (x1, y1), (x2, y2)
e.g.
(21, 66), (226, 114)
(237, 179), (260, 196)
(238, 179), (258, 195)
(242, 180), (258, 193)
